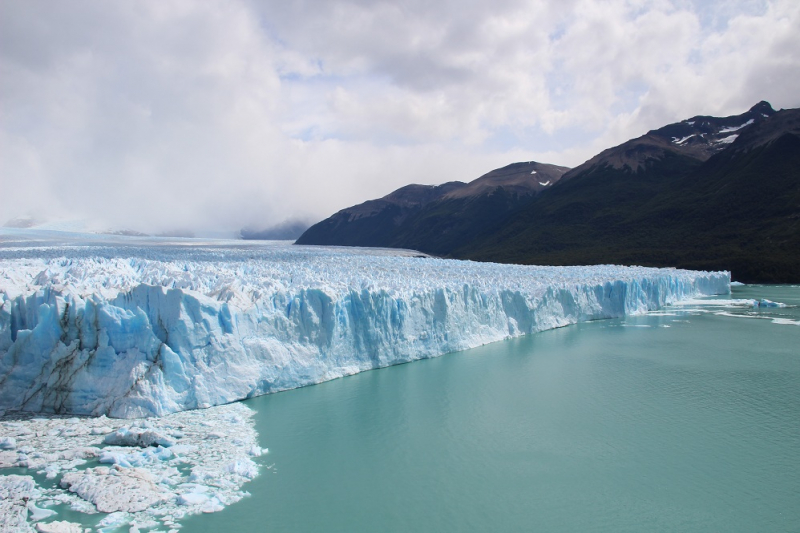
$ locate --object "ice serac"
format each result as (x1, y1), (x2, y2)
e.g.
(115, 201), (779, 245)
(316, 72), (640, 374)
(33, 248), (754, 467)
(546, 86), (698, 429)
(0, 241), (729, 418)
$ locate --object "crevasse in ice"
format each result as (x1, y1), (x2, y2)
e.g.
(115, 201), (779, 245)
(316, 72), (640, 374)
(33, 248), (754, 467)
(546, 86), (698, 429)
(0, 239), (729, 418)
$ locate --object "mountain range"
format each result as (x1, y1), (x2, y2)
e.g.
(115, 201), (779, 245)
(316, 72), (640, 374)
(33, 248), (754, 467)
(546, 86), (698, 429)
(297, 161), (569, 254)
(296, 102), (800, 283)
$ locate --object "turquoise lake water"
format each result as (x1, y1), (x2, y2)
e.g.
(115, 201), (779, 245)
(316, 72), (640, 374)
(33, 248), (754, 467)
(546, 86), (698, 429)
(182, 285), (800, 532)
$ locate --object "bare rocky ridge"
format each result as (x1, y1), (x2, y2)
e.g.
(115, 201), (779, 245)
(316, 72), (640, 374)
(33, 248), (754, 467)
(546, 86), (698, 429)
(728, 106), (800, 153)
(561, 101), (777, 180)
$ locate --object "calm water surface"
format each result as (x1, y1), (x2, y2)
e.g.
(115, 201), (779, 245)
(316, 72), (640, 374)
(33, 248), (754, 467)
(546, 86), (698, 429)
(185, 285), (800, 532)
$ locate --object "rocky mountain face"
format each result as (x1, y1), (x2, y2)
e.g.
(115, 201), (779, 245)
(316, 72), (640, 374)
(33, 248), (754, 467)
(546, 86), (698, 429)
(561, 101), (777, 180)
(297, 102), (800, 282)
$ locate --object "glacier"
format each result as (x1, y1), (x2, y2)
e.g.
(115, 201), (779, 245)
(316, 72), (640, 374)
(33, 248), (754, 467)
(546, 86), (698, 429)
(0, 231), (730, 418)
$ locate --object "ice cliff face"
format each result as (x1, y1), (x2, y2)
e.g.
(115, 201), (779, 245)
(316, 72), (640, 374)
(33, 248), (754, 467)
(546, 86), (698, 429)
(0, 236), (729, 418)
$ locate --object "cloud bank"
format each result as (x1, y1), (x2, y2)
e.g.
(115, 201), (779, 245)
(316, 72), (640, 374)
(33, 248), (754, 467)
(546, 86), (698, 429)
(1, 0), (798, 234)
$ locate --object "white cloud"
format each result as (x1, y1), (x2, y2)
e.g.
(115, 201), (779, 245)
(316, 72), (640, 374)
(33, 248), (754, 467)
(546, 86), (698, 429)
(1, 0), (798, 234)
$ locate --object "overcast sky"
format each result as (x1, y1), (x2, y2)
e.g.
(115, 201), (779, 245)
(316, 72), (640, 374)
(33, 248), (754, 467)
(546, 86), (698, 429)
(1, 0), (798, 234)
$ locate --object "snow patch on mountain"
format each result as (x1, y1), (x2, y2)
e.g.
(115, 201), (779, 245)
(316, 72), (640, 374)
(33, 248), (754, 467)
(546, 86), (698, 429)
(672, 134), (697, 144)
(716, 134), (739, 144)
(719, 119), (754, 133)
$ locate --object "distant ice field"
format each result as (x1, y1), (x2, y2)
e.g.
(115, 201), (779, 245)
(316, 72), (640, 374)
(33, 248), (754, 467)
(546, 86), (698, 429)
(0, 229), (729, 418)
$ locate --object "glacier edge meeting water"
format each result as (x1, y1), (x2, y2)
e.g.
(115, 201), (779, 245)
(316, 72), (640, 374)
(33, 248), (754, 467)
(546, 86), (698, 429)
(0, 237), (730, 418)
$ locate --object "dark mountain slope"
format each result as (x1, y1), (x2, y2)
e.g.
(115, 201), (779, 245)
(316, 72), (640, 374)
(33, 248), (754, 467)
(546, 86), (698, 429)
(457, 107), (800, 283)
(296, 181), (466, 247)
(296, 162), (568, 250)
(388, 187), (538, 255)
(455, 152), (703, 261)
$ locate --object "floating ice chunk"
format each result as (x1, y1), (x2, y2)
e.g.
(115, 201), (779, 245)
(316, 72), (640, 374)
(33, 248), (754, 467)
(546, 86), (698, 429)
(248, 445), (264, 457)
(176, 483), (227, 511)
(99, 451), (133, 468)
(96, 511), (130, 529)
(44, 464), (60, 479)
(0, 437), (16, 450)
(0, 475), (37, 530)
(201, 497), (225, 513)
(177, 492), (209, 506)
(28, 501), (57, 521)
(53, 447), (101, 464)
(60, 466), (170, 513)
(771, 318), (800, 326)
(673, 298), (756, 308)
(756, 299), (785, 308)
(169, 444), (197, 455)
(100, 446), (173, 468)
(104, 428), (176, 448)
(188, 468), (216, 483)
(178, 483), (209, 493)
(35, 522), (83, 533)
(225, 458), (259, 479)
(693, 298), (788, 309)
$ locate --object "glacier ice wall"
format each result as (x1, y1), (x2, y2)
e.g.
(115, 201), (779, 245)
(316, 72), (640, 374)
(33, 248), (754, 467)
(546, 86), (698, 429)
(0, 237), (729, 418)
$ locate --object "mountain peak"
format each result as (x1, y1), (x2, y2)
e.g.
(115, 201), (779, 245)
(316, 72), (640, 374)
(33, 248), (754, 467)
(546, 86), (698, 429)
(442, 161), (569, 199)
(749, 101), (775, 115)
